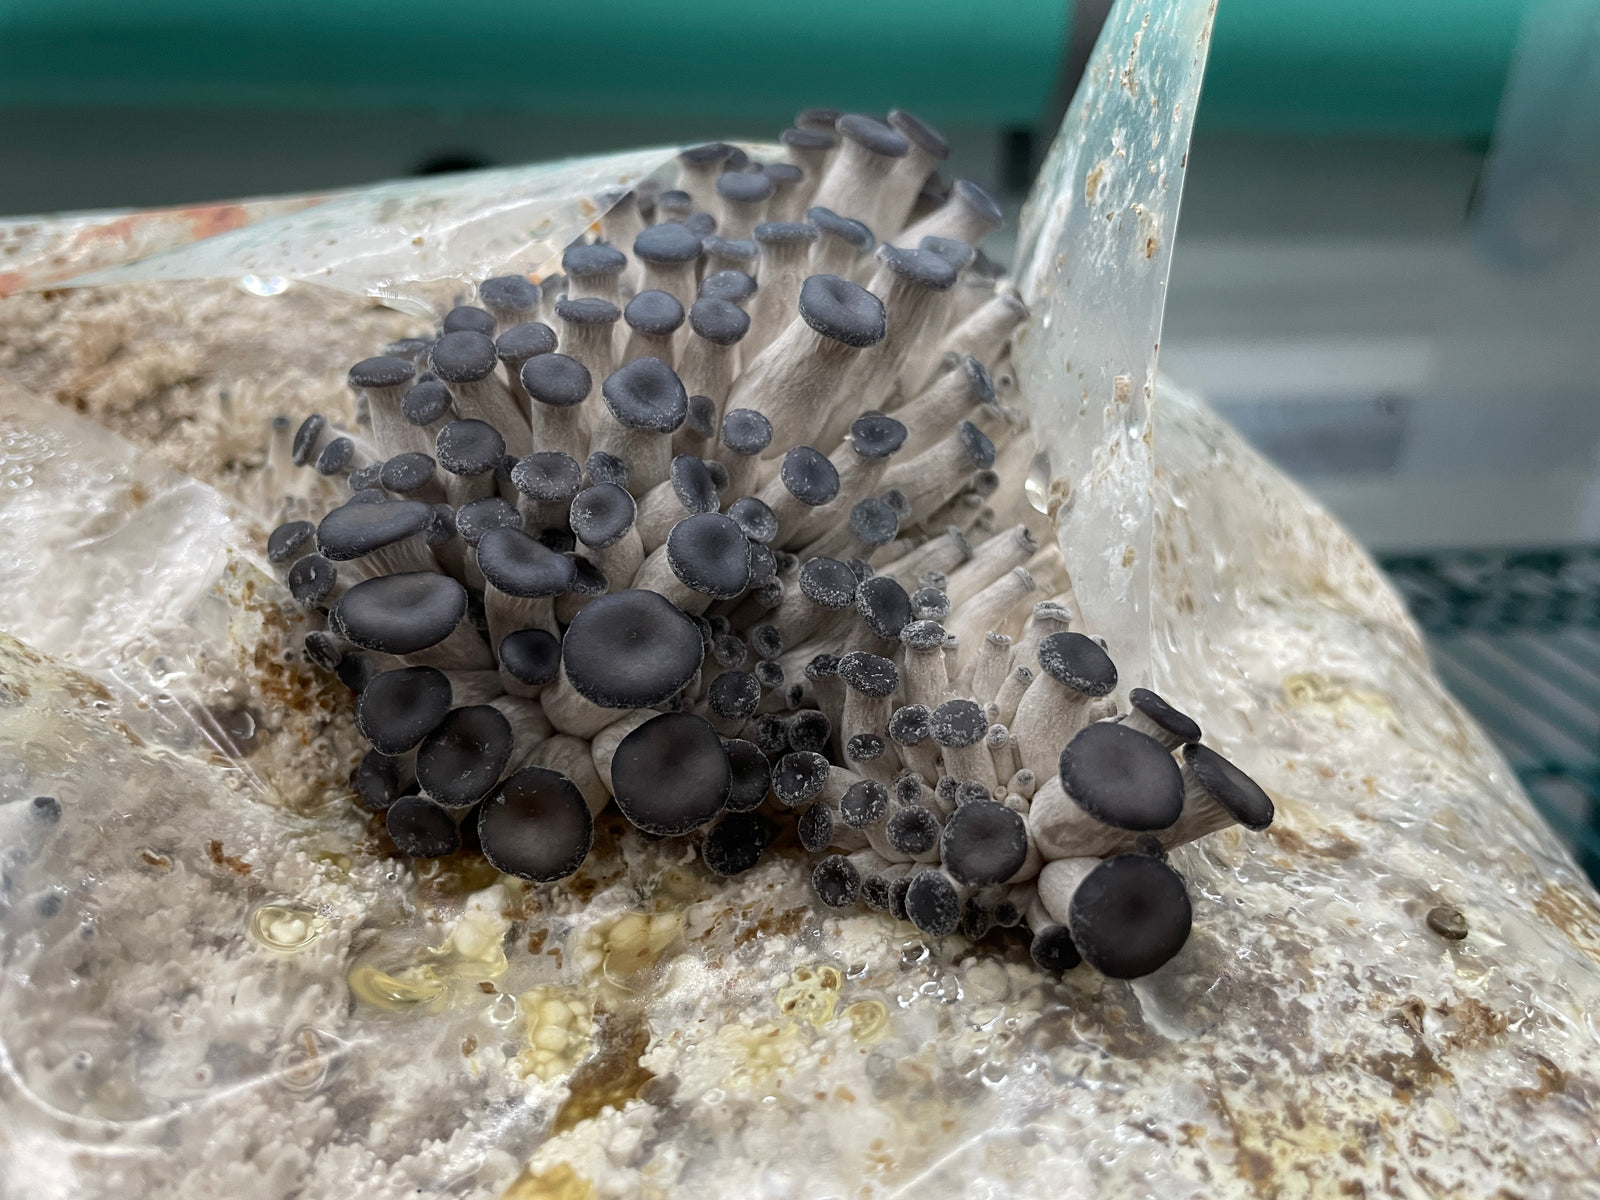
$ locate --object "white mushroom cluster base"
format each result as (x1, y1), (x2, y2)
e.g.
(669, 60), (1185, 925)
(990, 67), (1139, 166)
(266, 108), (1274, 982)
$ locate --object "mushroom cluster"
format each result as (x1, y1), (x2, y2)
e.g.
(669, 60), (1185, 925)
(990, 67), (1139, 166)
(266, 109), (1274, 981)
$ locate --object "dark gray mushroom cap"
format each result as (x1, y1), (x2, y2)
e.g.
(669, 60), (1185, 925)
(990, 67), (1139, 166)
(519, 352), (591, 408)
(417, 704), (514, 807)
(634, 222), (703, 264)
(797, 274), (887, 347)
(812, 854), (861, 908)
(561, 589), (703, 708)
(840, 779), (889, 828)
(430, 330), (500, 383)
(850, 412), (907, 459)
(919, 236), (977, 273)
(555, 296), (621, 327)
(684, 394), (718, 440)
(728, 496), (779, 544)
(496, 321), (559, 368)
(904, 870), (962, 937)
(332, 572), (467, 656)
(799, 556), (860, 609)
(910, 586), (950, 622)
(688, 297), (751, 346)
(806, 206), (875, 251)
(666, 455), (720, 515)
(847, 732), (886, 762)
(702, 810), (768, 876)
(511, 450), (583, 505)
(1182, 743), (1274, 830)
(887, 806), (940, 856)
(849, 498), (900, 550)
(680, 141), (735, 166)
(857, 574), (912, 640)
(377, 453), (435, 497)
(348, 356), (416, 391)
(562, 242), (628, 278)
(478, 766), (594, 882)
(716, 170), (775, 204)
(288, 553), (338, 608)
(386, 795), (460, 858)
(708, 670), (761, 721)
(782, 125), (837, 151)
(899, 618), (948, 652)
(838, 651), (898, 697)
(601, 357), (688, 433)
(477, 527), (576, 598)
(950, 178), (1005, 229)
(720, 408), (772, 456)
(778, 445), (840, 506)
(684, 212), (718, 238)
(624, 289), (686, 336)
(1037, 631), (1118, 696)
(773, 750), (830, 806)
(703, 237), (758, 267)
(435, 419), (506, 476)
(1129, 687), (1203, 745)
(611, 712), (730, 835)
(887, 703), (932, 745)
(315, 438), (357, 476)
(875, 243), (958, 291)
(479, 274), (541, 314)
(455, 496), (520, 546)
(303, 630), (343, 673)
(317, 499), (433, 562)
(941, 800), (1028, 886)
(355, 749), (402, 811)
(1067, 854), (1192, 979)
(753, 221), (819, 247)
(797, 801), (835, 853)
(723, 737), (772, 813)
(655, 189), (693, 218)
(402, 380), (453, 426)
(569, 482), (637, 549)
(567, 555), (608, 597)
(267, 520), (314, 565)
(888, 108), (949, 159)
(666, 512), (751, 598)
(443, 306), (498, 337)
(499, 628), (561, 687)
(836, 113), (909, 158)
(1030, 925), (1082, 974)
(763, 162), (804, 187)
(954, 419), (996, 469)
(356, 666), (453, 755)
(383, 337), (434, 364)
(785, 709), (831, 752)
(292, 414), (327, 466)
(1058, 722), (1184, 830)
(699, 269), (759, 305)
(584, 451), (629, 490)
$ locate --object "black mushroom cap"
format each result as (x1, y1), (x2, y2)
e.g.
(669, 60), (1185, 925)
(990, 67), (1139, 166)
(812, 854), (861, 908)
(666, 512), (751, 598)
(402, 379), (453, 426)
(1030, 926), (1083, 974)
(941, 800), (1028, 886)
(850, 412), (908, 460)
(680, 141), (735, 166)
(267, 520), (314, 565)
(797, 274), (887, 347)
(667, 454), (720, 514)
(474, 766), (593, 883)
(875, 243), (959, 292)
(930, 698), (987, 748)
(806, 206), (875, 252)
(443, 306), (498, 337)
(348, 355), (416, 392)
(800, 557), (861, 610)
(684, 213), (718, 237)
(910, 587), (950, 622)
(584, 450), (629, 490)
(722, 738), (772, 813)
(837, 650), (898, 697)
(1058, 722), (1184, 830)
(786, 709), (832, 753)
(455, 496), (521, 546)
(496, 320), (559, 368)
(520, 352), (592, 407)
(624, 289), (687, 336)
(562, 241), (628, 278)
(655, 189), (693, 219)
(919, 236), (977, 273)
(715, 170), (775, 204)
(778, 445), (840, 507)
(429, 330), (500, 383)
(499, 628), (561, 687)
(702, 811), (769, 876)
(773, 750), (830, 807)
(848, 498), (899, 549)
(356, 666), (453, 755)
(315, 438), (357, 476)
(611, 712), (731, 835)
(332, 572), (468, 656)
(684, 394), (717, 440)
(762, 161), (804, 187)
(720, 408), (772, 456)
(836, 113), (910, 158)
(708, 670), (762, 722)
(840, 779), (889, 828)
(797, 801), (834, 853)
(699, 269), (759, 305)
(856, 574), (912, 640)
(569, 482), (637, 549)
(435, 419), (507, 476)
(347, 462), (385, 492)
(753, 220), (819, 247)
(1037, 631), (1118, 696)
(634, 221), (703, 264)
(1182, 743), (1275, 830)
(354, 750), (402, 811)
(887, 704), (932, 745)
(1067, 854), (1192, 979)
(904, 870), (962, 937)
(288, 553), (339, 608)
(480, 273), (541, 314)
(379, 453), (437, 496)
(601, 357), (689, 432)
(954, 420), (996, 470)
(386, 795), (460, 858)
(1129, 687), (1203, 745)
(728, 496), (779, 544)
(477, 527), (576, 598)
(292, 413), (327, 466)
(888, 108), (950, 159)
(950, 177), (1005, 228)
(417, 704), (514, 807)
(887, 805), (940, 856)
(511, 451), (583, 508)
(303, 630), (343, 672)
(753, 659), (785, 690)
(688, 297), (751, 346)
(782, 124), (837, 151)
(560, 589), (704, 708)
(566, 555), (608, 596)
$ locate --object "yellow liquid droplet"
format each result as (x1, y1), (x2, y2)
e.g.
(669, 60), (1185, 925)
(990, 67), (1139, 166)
(248, 902), (323, 952)
(843, 1000), (889, 1043)
(501, 1162), (595, 1200)
(347, 960), (447, 1011)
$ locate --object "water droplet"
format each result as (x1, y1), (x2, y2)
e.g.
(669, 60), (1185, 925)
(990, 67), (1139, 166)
(489, 992), (519, 1025)
(1025, 449), (1052, 515)
(898, 940), (930, 967)
(843, 1000), (888, 1043)
(844, 961), (868, 980)
(248, 901), (323, 952)
(277, 1025), (341, 1092)
(979, 1060), (1008, 1086)
(239, 274), (290, 296)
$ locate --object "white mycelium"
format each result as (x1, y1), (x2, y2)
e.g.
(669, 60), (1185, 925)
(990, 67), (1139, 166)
(267, 109), (1274, 981)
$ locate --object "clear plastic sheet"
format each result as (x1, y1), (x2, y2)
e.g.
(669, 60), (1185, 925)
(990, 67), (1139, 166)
(4, 8), (1600, 1198)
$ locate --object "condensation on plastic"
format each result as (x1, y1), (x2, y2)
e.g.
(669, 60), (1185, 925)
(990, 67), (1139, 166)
(1012, 0), (1217, 692)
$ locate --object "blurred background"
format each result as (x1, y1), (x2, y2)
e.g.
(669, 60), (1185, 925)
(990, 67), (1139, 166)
(3, 0), (1598, 877)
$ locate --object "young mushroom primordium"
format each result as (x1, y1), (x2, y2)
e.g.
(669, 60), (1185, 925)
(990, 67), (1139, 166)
(273, 107), (1276, 985)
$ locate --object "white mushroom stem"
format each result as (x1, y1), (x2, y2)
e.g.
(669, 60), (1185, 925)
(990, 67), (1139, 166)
(745, 236), (816, 359)
(827, 262), (953, 434)
(947, 526), (1037, 608)
(591, 710), (659, 793)
(590, 420), (673, 500)
(587, 527), (644, 592)
(1123, 707), (1190, 751)
(367, 389), (434, 460)
(598, 196), (645, 266)
(876, 527), (972, 589)
(933, 286), (1029, 369)
(900, 638), (953, 712)
(881, 433), (984, 526)
(522, 733), (610, 816)
(396, 622), (495, 672)
(987, 724), (1019, 780)
(677, 336), (739, 417)
(1011, 673), (1098, 781)
(640, 260), (699, 312)
(444, 378), (531, 458)
(724, 320), (863, 456)
(893, 733), (942, 784)
(1035, 856), (1099, 926)
(939, 738), (996, 793)
(489, 693), (554, 755)
(557, 318), (618, 387)
(960, 631), (1014, 701)
(529, 403), (590, 467)
(450, 669), (509, 707)
(442, 467), (498, 512)
(484, 589), (558, 654)
(1026, 777), (1152, 860)
(630, 545), (709, 614)
(1008, 768), (1037, 801)
(354, 531), (441, 580)
(1010, 600), (1074, 677)
(542, 666), (631, 738)
(810, 136), (903, 236)
(619, 324), (678, 372)
(945, 569), (1036, 673)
